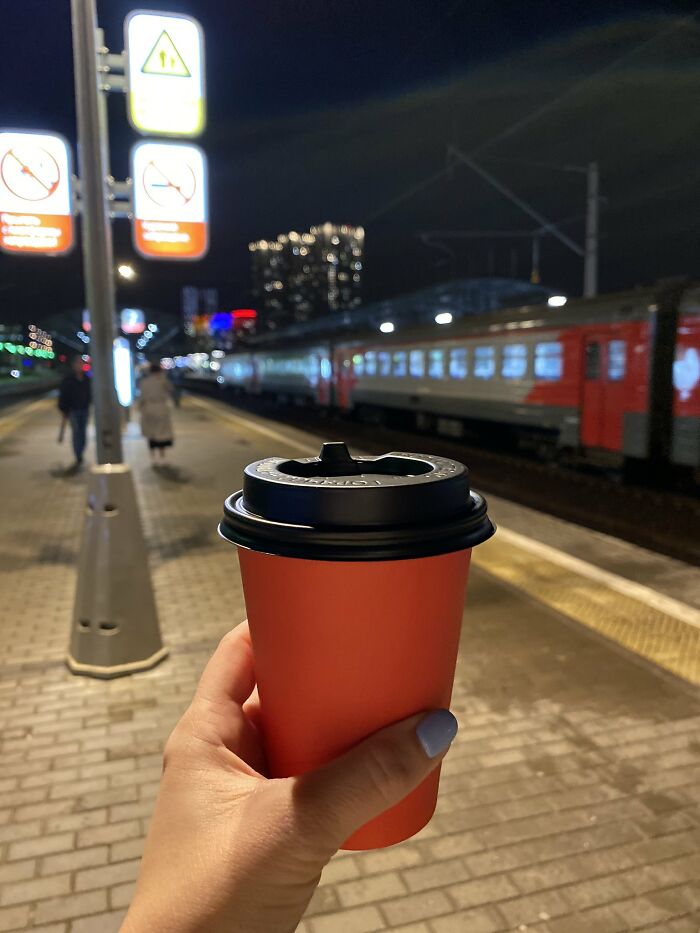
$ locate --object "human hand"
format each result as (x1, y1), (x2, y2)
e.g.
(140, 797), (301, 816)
(122, 622), (458, 933)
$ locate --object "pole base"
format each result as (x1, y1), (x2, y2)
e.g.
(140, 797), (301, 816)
(67, 464), (167, 679)
(66, 645), (169, 680)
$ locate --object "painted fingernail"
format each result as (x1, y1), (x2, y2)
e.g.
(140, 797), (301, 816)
(416, 709), (458, 758)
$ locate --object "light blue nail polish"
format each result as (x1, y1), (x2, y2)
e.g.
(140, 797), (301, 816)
(416, 709), (458, 758)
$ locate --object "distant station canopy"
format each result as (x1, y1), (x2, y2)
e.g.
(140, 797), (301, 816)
(250, 277), (554, 344)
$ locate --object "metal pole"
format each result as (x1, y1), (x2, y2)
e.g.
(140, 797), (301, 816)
(95, 28), (111, 179)
(584, 161), (599, 298)
(71, 0), (122, 463)
(448, 145), (584, 258)
(530, 235), (541, 284)
(67, 0), (166, 678)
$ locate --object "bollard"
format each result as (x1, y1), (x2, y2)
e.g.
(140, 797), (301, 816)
(66, 464), (168, 678)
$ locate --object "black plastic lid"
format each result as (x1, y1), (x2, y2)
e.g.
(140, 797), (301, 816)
(219, 442), (495, 561)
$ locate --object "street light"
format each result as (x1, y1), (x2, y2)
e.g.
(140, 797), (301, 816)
(380, 321), (395, 334)
(547, 295), (567, 308)
(117, 263), (136, 281)
(435, 312), (453, 325)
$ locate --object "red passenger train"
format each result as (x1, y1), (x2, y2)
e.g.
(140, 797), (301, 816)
(209, 281), (700, 475)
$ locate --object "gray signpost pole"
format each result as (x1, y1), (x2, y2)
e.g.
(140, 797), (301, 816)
(67, 0), (167, 678)
(583, 161), (599, 299)
(71, 0), (122, 464)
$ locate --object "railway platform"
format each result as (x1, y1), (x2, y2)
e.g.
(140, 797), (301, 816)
(0, 394), (699, 933)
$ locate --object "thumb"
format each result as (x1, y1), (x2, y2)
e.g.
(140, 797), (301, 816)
(296, 709), (458, 850)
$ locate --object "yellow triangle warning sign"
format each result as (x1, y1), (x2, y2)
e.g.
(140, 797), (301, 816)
(142, 30), (191, 77)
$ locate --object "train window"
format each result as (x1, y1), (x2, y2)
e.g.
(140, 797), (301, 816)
(474, 346), (495, 379)
(607, 340), (626, 381)
(502, 344), (528, 379)
(534, 341), (563, 380)
(392, 351), (407, 377)
(428, 349), (445, 379)
(308, 356), (320, 385)
(409, 350), (425, 378)
(378, 352), (391, 377)
(365, 351), (377, 376)
(449, 347), (468, 379)
(353, 353), (364, 377)
(585, 341), (600, 379)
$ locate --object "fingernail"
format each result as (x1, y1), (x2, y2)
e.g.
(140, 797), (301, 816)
(416, 709), (458, 758)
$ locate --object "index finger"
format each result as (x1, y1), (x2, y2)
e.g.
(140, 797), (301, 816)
(196, 621), (256, 707)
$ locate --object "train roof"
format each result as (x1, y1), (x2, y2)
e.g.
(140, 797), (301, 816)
(244, 279), (696, 354)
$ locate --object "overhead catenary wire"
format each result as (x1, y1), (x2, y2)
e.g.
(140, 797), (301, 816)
(366, 9), (700, 224)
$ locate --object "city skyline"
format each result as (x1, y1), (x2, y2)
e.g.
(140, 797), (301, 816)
(250, 223), (364, 330)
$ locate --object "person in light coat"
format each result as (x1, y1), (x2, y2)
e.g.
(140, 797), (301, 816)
(140, 362), (174, 463)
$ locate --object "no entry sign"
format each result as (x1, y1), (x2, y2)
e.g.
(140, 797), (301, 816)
(131, 140), (208, 260)
(0, 131), (74, 256)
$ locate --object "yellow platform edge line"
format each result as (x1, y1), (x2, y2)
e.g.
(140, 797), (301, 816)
(473, 536), (700, 687)
(0, 397), (53, 439)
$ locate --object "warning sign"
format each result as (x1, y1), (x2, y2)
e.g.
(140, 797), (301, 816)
(0, 131), (74, 256)
(125, 11), (205, 137)
(131, 141), (208, 261)
(142, 30), (191, 77)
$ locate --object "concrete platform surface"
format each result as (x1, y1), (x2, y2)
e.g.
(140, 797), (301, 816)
(0, 394), (699, 933)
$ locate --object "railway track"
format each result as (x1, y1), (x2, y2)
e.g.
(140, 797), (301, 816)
(189, 384), (700, 566)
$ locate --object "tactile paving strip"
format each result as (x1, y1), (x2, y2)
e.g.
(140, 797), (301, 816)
(0, 396), (52, 440)
(473, 536), (700, 687)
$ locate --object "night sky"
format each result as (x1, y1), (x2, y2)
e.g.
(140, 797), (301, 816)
(0, 0), (698, 325)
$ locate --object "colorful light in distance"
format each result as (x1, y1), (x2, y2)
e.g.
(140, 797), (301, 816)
(0, 342), (54, 359)
(117, 263), (136, 280)
(210, 312), (232, 332)
(113, 337), (134, 407)
(121, 308), (146, 335)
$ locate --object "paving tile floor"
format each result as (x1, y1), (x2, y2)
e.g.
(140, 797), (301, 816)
(0, 396), (699, 932)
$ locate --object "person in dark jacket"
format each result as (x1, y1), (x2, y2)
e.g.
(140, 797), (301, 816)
(58, 356), (91, 470)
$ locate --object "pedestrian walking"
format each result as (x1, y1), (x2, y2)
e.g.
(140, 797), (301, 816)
(58, 356), (91, 472)
(139, 362), (174, 464)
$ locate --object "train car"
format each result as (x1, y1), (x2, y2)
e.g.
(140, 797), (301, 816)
(333, 287), (659, 462)
(219, 352), (257, 394)
(255, 344), (332, 406)
(214, 280), (698, 474)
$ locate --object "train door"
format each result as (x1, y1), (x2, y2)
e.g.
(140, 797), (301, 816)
(581, 335), (626, 450)
(335, 350), (354, 410)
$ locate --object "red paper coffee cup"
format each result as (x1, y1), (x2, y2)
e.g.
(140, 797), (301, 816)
(219, 442), (494, 849)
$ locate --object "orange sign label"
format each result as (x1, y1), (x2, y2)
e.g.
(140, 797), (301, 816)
(131, 141), (208, 261)
(0, 132), (74, 256)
